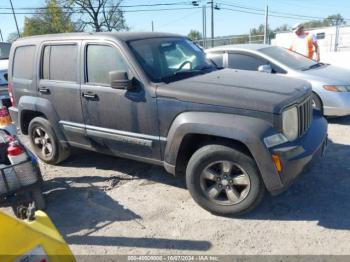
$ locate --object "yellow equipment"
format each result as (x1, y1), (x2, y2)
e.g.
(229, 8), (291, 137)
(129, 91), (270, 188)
(0, 210), (75, 262)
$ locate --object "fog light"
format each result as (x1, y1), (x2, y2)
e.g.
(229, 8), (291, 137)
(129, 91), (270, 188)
(272, 154), (282, 172)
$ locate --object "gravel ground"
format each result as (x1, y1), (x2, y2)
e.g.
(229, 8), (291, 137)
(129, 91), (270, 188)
(2, 116), (350, 256)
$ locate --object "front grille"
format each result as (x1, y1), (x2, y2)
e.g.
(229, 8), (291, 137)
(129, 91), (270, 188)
(298, 96), (313, 137)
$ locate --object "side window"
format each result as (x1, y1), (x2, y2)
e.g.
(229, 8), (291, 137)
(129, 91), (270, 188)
(206, 52), (224, 67)
(271, 64), (287, 74)
(228, 53), (267, 71)
(87, 45), (129, 85)
(13, 45), (36, 80)
(42, 44), (78, 82)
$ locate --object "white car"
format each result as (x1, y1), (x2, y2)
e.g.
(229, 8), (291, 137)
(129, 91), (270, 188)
(206, 44), (350, 117)
(0, 43), (11, 108)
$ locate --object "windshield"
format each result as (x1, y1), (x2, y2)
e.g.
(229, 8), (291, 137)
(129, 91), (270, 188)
(0, 43), (11, 60)
(259, 46), (318, 71)
(128, 37), (215, 82)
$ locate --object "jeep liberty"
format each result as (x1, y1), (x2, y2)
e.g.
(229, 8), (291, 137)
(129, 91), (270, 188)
(8, 33), (328, 215)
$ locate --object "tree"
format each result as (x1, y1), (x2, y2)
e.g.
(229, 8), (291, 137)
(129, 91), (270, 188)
(60, 0), (129, 32)
(187, 30), (202, 41)
(23, 0), (75, 36)
(304, 14), (346, 29)
(326, 14), (346, 26)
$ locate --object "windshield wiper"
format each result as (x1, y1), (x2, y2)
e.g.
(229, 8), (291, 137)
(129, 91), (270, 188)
(302, 62), (325, 71)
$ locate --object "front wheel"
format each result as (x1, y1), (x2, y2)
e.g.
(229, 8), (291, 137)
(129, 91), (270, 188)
(186, 144), (265, 216)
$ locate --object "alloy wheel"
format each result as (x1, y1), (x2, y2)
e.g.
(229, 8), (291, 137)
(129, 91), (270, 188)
(200, 161), (251, 205)
(32, 127), (53, 158)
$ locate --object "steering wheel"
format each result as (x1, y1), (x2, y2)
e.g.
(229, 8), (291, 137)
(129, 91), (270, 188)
(176, 60), (193, 72)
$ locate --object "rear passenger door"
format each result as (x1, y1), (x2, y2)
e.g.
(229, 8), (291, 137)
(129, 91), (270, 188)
(38, 42), (88, 147)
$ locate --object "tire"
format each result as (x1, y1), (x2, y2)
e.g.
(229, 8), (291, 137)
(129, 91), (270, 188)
(312, 92), (323, 114)
(186, 144), (265, 216)
(28, 117), (70, 164)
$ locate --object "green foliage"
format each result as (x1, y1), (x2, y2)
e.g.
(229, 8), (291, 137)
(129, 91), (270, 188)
(304, 13), (346, 29)
(23, 0), (75, 36)
(187, 30), (202, 41)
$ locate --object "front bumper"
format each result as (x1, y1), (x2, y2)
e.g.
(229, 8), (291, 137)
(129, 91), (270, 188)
(269, 111), (328, 195)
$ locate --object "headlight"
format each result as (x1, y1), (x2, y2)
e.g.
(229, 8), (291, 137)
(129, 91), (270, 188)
(323, 85), (350, 92)
(282, 106), (298, 141)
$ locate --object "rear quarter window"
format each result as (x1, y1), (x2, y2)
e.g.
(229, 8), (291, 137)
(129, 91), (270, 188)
(13, 45), (36, 80)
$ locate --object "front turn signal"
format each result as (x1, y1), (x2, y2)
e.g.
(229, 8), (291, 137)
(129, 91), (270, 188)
(272, 154), (283, 173)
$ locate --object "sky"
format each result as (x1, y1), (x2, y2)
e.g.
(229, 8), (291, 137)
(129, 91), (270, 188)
(1, 0), (350, 42)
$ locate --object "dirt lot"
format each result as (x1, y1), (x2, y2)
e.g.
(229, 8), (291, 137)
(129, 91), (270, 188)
(3, 116), (350, 255)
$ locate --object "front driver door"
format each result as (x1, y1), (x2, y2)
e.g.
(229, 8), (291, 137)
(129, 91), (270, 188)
(80, 41), (161, 161)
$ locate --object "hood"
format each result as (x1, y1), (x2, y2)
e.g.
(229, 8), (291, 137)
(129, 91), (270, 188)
(0, 59), (8, 71)
(301, 64), (350, 85)
(156, 69), (311, 114)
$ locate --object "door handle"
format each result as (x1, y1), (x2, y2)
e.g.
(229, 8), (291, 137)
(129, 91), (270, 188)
(82, 92), (97, 99)
(38, 87), (50, 94)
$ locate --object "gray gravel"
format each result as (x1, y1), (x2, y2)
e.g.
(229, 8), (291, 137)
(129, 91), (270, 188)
(3, 116), (350, 255)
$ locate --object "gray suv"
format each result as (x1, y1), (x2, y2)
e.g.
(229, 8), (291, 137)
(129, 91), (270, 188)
(8, 33), (328, 215)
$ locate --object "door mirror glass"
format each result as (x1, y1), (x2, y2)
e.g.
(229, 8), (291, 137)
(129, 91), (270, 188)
(258, 64), (272, 73)
(110, 71), (133, 90)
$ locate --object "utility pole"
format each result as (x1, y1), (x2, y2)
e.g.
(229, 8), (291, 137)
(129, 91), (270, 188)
(264, 5), (269, 44)
(202, 5), (206, 48)
(9, 0), (20, 37)
(151, 21), (154, 32)
(0, 29), (3, 42)
(334, 22), (340, 52)
(210, 1), (214, 47)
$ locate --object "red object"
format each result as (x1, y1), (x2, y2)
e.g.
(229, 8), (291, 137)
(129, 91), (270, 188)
(7, 142), (24, 156)
(8, 83), (15, 107)
(0, 107), (9, 117)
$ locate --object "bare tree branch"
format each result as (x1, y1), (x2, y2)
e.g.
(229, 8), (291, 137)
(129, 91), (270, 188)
(59, 0), (127, 32)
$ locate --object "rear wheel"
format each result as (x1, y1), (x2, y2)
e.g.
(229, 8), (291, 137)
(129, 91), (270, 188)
(28, 117), (70, 164)
(186, 144), (265, 216)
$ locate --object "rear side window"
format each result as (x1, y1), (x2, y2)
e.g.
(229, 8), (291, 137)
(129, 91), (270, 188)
(13, 45), (36, 80)
(42, 44), (78, 82)
(228, 53), (267, 71)
(86, 44), (128, 85)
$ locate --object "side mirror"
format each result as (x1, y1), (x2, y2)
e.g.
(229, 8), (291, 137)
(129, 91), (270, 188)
(258, 64), (272, 74)
(109, 71), (133, 90)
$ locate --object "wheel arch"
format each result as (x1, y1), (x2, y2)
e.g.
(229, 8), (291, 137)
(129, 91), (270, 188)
(17, 96), (69, 149)
(163, 112), (284, 191)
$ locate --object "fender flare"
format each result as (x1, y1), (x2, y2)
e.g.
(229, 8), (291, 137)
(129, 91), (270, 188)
(164, 112), (283, 191)
(18, 96), (69, 148)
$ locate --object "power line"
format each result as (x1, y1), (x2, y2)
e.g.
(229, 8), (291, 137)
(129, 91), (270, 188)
(218, 2), (350, 22)
(0, 7), (202, 15)
(0, 2), (192, 10)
